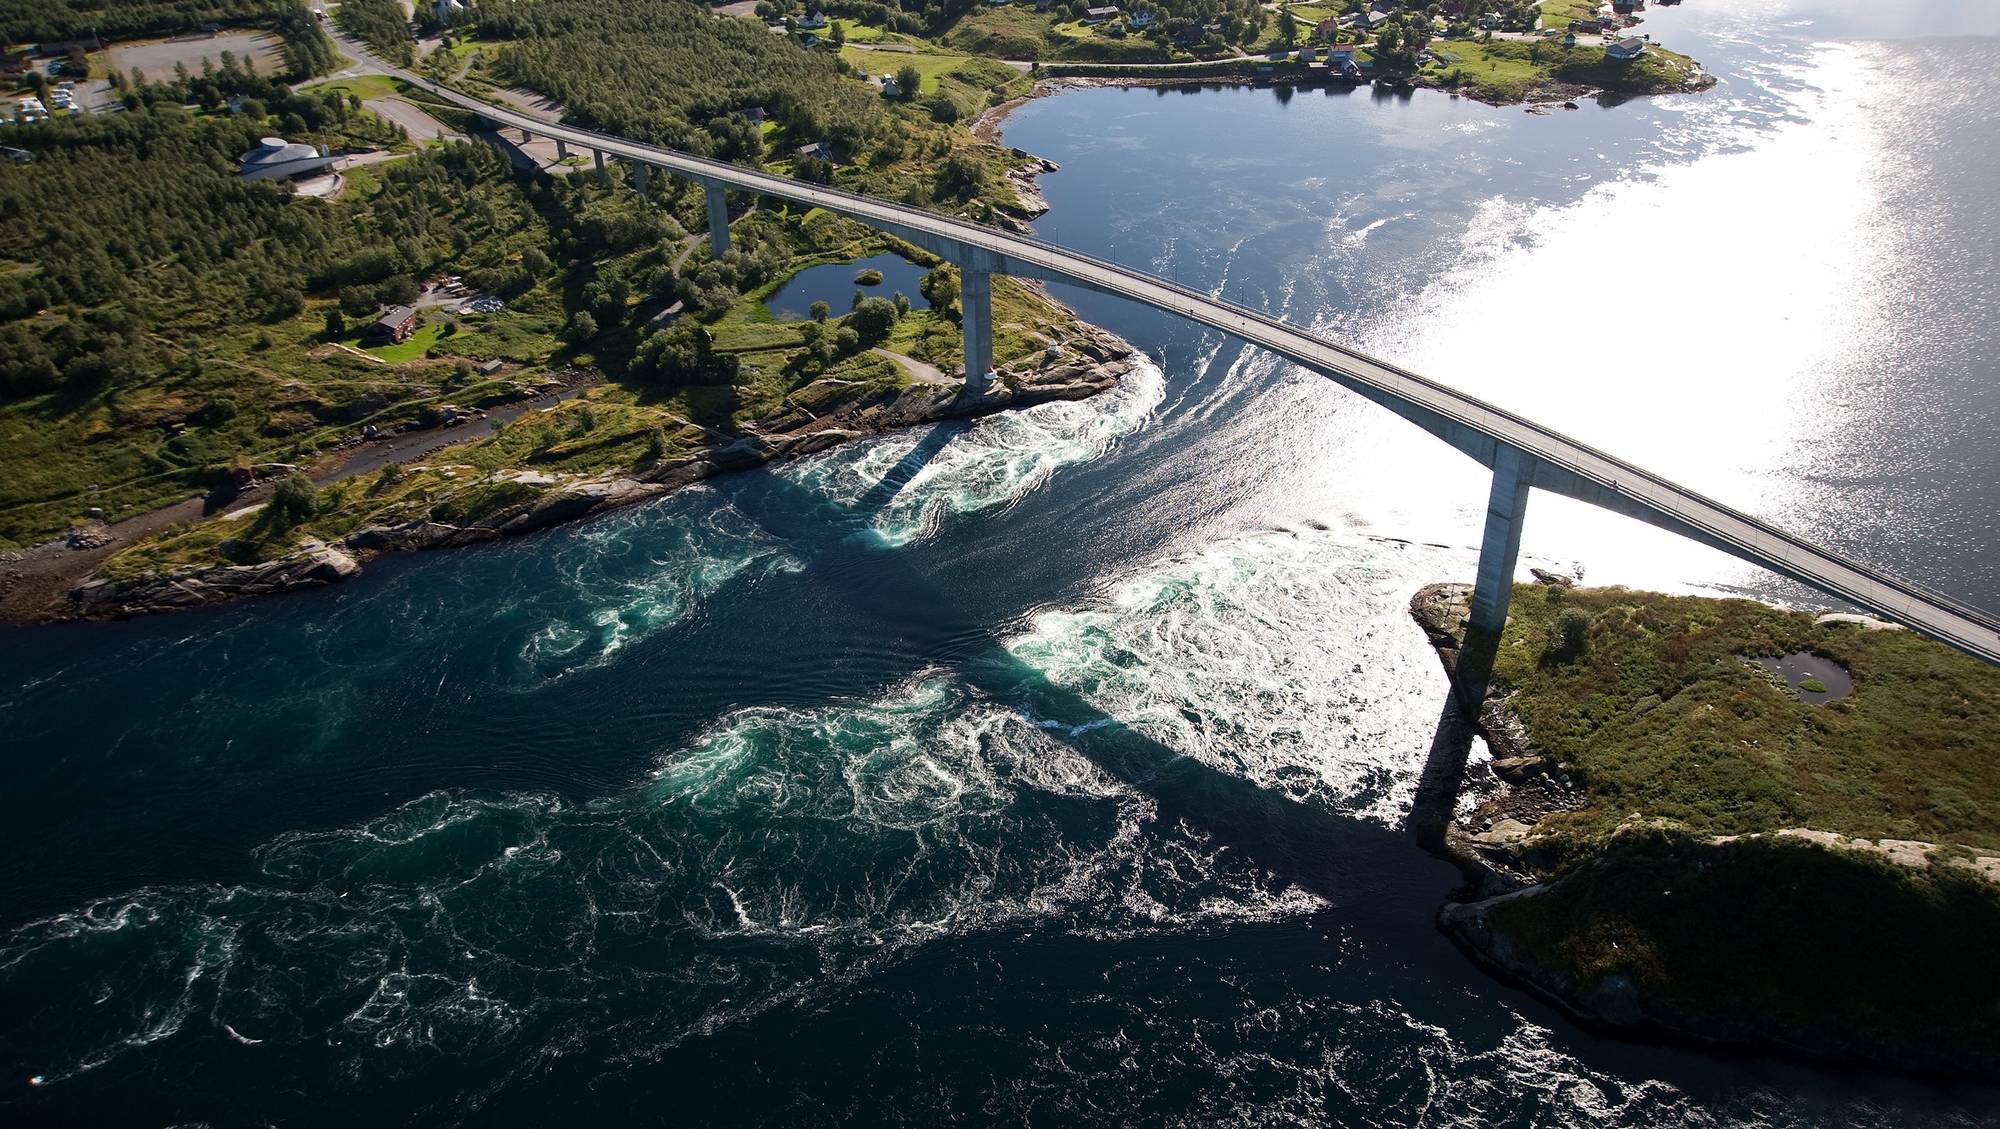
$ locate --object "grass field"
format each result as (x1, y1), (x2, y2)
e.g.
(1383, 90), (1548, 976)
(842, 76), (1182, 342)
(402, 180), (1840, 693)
(1458, 582), (2000, 1074)
(305, 73), (406, 101)
(346, 321), (447, 362)
(1491, 583), (2000, 850)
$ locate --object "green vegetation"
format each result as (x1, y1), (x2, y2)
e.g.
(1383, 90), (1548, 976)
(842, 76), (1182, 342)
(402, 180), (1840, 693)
(1488, 829), (2000, 1072)
(1491, 584), (2000, 848)
(334, 0), (417, 68)
(2, 0), (279, 43)
(1454, 582), (2000, 1074)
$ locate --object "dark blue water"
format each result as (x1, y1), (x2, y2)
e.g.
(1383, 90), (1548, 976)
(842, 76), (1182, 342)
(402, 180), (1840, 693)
(4, 1), (1999, 1124)
(763, 252), (931, 320)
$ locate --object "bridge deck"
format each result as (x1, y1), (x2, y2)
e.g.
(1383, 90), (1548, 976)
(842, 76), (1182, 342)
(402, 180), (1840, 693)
(402, 73), (2000, 665)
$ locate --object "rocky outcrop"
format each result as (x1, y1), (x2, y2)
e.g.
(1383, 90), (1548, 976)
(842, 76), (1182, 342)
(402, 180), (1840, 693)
(67, 329), (1140, 621)
(70, 541), (360, 617)
(1408, 581), (1581, 897)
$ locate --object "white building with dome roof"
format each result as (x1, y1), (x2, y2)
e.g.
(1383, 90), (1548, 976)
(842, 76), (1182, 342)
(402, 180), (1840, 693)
(238, 136), (335, 182)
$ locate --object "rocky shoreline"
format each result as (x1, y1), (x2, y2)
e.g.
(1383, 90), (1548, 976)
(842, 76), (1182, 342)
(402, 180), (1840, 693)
(1407, 578), (2000, 1084)
(56, 327), (1141, 622)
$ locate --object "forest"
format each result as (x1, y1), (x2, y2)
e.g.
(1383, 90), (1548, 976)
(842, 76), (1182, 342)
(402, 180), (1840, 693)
(481, 0), (889, 154)
(0, 0), (278, 43)
(333, 0), (417, 68)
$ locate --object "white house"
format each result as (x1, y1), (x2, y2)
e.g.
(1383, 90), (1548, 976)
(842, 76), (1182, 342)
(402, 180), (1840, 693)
(1605, 36), (1648, 61)
(1127, 9), (1154, 29)
(797, 10), (828, 29)
(878, 73), (902, 97)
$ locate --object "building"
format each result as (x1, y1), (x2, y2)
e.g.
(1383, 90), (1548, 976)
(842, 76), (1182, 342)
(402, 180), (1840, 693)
(878, 73), (902, 98)
(794, 140), (833, 162)
(1081, 6), (1120, 25)
(476, 358), (504, 376)
(797, 10), (828, 29)
(237, 136), (335, 181)
(366, 305), (418, 344)
(0, 145), (32, 163)
(1605, 36), (1649, 61)
(1126, 9), (1154, 29)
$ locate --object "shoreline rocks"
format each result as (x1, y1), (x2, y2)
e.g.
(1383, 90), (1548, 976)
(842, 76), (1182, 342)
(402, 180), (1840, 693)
(60, 327), (1140, 622)
(1408, 577), (2000, 1085)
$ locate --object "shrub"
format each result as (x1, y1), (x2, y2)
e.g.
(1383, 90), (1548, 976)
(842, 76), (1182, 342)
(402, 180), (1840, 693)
(270, 472), (318, 527)
(854, 267), (884, 285)
(1544, 608), (1592, 662)
(849, 296), (898, 346)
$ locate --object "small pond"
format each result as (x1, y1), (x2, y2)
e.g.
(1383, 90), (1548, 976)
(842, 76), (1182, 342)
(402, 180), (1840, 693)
(763, 253), (931, 321)
(1750, 652), (1853, 704)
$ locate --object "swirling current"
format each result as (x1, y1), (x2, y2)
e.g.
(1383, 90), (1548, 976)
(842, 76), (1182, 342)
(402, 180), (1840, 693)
(4, 1), (1999, 1123)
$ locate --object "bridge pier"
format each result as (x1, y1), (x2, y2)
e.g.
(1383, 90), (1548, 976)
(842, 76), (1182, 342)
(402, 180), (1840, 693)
(592, 148), (608, 184)
(521, 127), (534, 143)
(702, 180), (731, 257)
(632, 161), (649, 197)
(1470, 445), (1534, 637)
(555, 138), (568, 160)
(957, 259), (993, 392)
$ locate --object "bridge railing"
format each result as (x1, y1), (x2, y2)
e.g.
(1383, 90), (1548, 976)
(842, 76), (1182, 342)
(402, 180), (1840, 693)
(414, 74), (2000, 649)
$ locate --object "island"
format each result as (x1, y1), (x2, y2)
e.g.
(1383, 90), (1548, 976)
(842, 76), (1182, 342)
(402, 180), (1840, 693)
(1410, 577), (2000, 1081)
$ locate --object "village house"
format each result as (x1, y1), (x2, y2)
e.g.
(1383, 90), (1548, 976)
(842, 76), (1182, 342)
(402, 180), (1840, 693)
(366, 305), (418, 344)
(1126, 9), (1154, 30)
(1605, 35), (1649, 61)
(1081, 6), (1120, 25)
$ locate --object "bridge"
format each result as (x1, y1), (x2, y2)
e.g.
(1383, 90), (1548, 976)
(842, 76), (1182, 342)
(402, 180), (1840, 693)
(386, 70), (2000, 668)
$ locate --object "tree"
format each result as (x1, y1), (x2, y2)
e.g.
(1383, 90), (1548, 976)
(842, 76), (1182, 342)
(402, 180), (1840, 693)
(271, 473), (318, 527)
(919, 264), (959, 317)
(896, 63), (922, 101)
(565, 309), (599, 343)
(849, 296), (897, 345)
(809, 299), (830, 322)
(324, 308), (345, 339)
(1278, 8), (1298, 44)
(520, 247), (552, 277)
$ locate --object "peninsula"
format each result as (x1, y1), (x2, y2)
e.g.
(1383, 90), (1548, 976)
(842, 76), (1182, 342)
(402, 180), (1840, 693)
(1411, 577), (2000, 1081)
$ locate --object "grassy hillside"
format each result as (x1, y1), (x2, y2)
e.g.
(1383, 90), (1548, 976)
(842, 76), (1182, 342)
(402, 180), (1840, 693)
(1448, 582), (2000, 1076)
(1489, 583), (2000, 850)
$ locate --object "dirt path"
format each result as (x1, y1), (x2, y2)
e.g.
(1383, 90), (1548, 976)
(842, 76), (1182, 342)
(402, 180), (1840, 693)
(871, 347), (952, 385)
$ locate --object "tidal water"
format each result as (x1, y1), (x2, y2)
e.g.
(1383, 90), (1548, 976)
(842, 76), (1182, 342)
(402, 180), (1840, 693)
(3, 1), (1998, 1123)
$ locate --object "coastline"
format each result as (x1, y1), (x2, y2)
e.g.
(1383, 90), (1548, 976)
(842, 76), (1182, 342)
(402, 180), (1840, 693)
(28, 325), (1141, 624)
(1406, 578), (2000, 1084)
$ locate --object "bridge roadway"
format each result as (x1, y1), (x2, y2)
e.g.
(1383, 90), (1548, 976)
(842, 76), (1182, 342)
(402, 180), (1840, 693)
(398, 72), (2000, 665)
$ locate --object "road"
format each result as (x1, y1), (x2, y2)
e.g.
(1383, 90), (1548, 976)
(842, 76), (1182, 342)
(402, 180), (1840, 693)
(355, 59), (1999, 664)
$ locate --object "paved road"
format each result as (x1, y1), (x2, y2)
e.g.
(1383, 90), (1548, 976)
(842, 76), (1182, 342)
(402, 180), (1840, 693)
(378, 65), (1999, 663)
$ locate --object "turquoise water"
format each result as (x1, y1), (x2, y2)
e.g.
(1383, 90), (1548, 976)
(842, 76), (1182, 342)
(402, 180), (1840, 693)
(4, 1), (1999, 1123)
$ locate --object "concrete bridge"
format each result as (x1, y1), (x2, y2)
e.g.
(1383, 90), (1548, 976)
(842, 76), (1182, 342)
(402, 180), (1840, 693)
(395, 72), (2000, 668)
